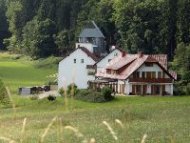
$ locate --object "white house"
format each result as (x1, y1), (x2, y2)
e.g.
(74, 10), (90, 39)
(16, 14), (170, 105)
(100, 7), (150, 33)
(58, 21), (106, 89)
(91, 53), (177, 95)
(58, 47), (98, 89)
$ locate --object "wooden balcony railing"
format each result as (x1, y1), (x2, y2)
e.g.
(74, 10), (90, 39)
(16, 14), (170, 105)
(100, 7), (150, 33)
(129, 78), (173, 83)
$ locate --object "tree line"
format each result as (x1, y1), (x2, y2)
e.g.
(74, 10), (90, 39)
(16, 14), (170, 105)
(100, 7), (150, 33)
(0, 0), (190, 93)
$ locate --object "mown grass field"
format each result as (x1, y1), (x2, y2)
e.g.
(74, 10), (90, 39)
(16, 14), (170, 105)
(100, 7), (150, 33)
(0, 52), (190, 143)
(0, 52), (56, 94)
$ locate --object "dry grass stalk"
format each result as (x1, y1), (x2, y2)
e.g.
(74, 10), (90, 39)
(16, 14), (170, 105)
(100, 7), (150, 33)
(6, 87), (16, 119)
(115, 119), (124, 129)
(64, 126), (84, 138)
(141, 134), (147, 143)
(0, 136), (17, 143)
(39, 116), (57, 143)
(20, 118), (27, 143)
(102, 121), (118, 141)
(89, 138), (96, 143)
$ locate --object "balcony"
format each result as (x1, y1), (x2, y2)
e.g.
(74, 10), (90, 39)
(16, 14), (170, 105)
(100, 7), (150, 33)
(129, 78), (173, 83)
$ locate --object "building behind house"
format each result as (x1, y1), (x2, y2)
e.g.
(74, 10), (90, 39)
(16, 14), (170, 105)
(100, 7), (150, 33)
(58, 21), (177, 95)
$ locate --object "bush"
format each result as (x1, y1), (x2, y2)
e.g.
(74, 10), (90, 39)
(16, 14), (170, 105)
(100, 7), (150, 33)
(0, 79), (9, 104)
(47, 95), (56, 101)
(186, 83), (190, 95)
(67, 84), (78, 96)
(58, 88), (65, 97)
(30, 95), (39, 100)
(75, 88), (114, 103)
(173, 82), (189, 96)
(101, 86), (113, 101)
(34, 56), (62, 68)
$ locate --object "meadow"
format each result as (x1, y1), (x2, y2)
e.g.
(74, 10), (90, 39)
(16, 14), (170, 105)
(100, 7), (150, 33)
(0, 52), (190, 143)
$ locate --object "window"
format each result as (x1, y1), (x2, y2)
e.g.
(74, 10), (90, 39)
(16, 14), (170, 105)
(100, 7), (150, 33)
(74, 59), (76, 63)
(106, 69), (111, 74)
(147, 72), (152, 79)
(145, 63), (153, 67)
(114, 53), (118, 56)
(158, 72), (162, 78)
(81, 59), (84, 63)
(108, 59), (111, 62)
(152, 72), (156, 79)
(142, 72), (146, 79)
(133, 72), (140, 78)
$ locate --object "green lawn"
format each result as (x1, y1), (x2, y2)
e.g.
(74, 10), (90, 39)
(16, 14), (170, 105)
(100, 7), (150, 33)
(0, 52), (56, 94)
(0, 52), (190, 143)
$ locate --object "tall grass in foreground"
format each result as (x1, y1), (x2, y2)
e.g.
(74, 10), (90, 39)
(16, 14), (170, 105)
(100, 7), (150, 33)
(0, 87), (150, 143)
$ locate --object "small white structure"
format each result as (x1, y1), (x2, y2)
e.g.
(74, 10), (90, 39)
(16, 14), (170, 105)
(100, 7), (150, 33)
(95, 48), (124, 73)
(58, 47), (97, 89)
(78, 21), (106, 55)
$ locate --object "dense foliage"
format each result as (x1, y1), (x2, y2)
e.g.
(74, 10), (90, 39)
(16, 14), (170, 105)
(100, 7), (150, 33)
(0, 79), (9, 104)
(0, 0), (190, 93)
(0, 0), (188, 58)
(75, 87), (113, 103)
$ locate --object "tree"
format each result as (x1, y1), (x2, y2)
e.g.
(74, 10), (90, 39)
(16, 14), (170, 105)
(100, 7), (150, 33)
(173, 42), (190, 82)
(166, 0), (178, 60)
(22, 18), (57, 58)
(0, 0), (10, 50)
(5, 0), (22, 52)
(55, 30), (70, 56)
(178, 0), (190, 44)
(113, 0), (164, 53)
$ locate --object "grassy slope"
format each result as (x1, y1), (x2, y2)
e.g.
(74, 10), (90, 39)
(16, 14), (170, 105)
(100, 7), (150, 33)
(0, 52), (56, 94)
(0, 52), (190, 143)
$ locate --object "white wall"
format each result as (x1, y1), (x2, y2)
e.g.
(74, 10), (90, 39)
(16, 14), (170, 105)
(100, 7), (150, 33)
(124, 83), (173, 95)
(137, 63), (169, 78)
(76, 43), (97, 53)
(58, 49), (96, 89)
(165, 84), (173, 95)
(96, 49), (122, 73)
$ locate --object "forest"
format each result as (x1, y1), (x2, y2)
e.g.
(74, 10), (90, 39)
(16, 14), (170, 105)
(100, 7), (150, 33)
(0, 0), (190, 94)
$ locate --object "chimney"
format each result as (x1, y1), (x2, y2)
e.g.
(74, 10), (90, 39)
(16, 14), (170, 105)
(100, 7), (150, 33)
(122, 51), (127, 57)
(138, 51), (143, 58)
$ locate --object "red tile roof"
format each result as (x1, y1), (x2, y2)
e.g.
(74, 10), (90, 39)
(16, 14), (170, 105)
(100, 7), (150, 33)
(96, 53), (177, 80)
(79, 47), (99, 61)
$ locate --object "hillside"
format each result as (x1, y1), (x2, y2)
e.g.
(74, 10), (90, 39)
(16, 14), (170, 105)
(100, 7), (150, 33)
(0, 52), (56, 94)
(0, 53), (190, 142)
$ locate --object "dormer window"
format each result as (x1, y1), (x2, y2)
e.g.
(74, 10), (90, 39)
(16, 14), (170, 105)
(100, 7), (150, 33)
(145, 63), (153, 67)
(74, 59), (76, 63)
(81, 59), (84, 63)
(114, 53), (118, 56)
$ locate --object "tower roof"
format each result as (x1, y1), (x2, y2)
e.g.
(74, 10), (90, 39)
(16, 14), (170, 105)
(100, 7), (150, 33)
(79, 21), (105, 38)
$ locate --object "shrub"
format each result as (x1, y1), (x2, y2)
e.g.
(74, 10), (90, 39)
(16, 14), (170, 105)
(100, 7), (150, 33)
(34, 56), (62, 68)
(58, 88), (65, 97)
(11, 54), (22, 60)
(47, 95), (56, 101)
(67, 84), (78, 96)
(30, 95), (39, 100)
(186, 83), (190, 95)
(75, 88), (114, 103)
(101, 86), (113, 101)
(0, 79), (9, 104)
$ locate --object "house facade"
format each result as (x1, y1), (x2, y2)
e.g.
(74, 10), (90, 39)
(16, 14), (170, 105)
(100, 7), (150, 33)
(58, 21), (105, 89)
(93, 53), (177, 95)
(58, 47), (98, 89)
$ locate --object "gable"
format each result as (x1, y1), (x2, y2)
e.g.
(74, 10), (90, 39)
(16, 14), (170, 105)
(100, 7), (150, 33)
(136, 63), (169, 78)
(96, 49), (122, 68)
(59, 48), (96, 66)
